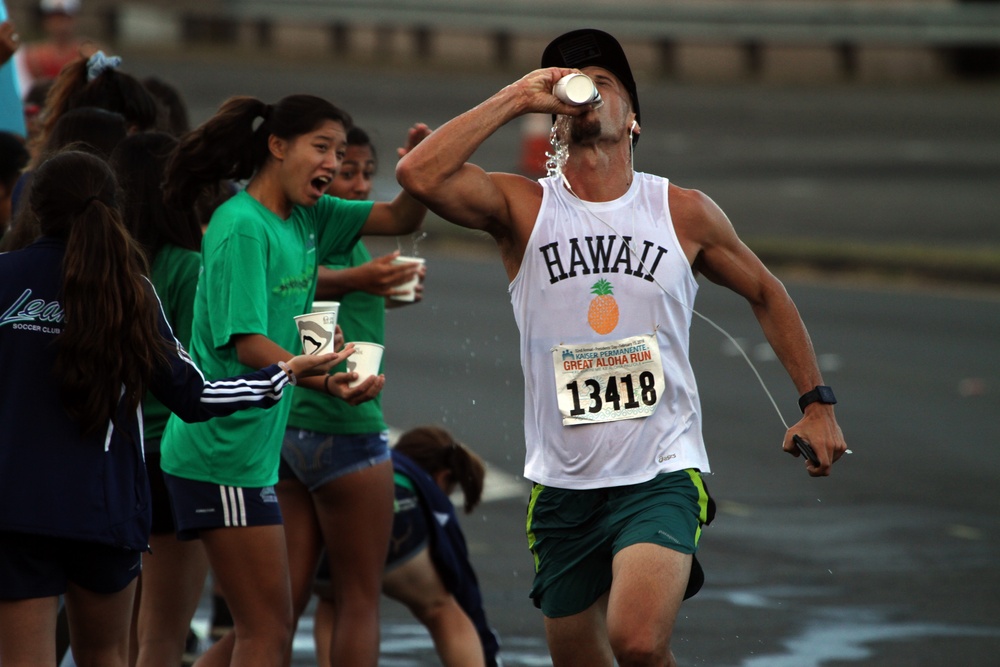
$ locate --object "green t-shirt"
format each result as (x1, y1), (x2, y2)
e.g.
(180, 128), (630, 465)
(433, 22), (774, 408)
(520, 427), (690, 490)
(161, 191), (373, 487)
(287, 241), (387, 435)
(143, 243), (201, 443)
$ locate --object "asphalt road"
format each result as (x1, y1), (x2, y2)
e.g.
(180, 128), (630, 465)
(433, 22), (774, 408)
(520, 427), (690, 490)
(180, 249), (998, 667)
(359, 247), (1000, 667)
(107, 48), (1000, 665)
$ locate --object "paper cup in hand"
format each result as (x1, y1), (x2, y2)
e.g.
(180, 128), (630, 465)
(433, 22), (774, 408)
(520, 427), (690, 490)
(553, 73), (601, 105)
(390, 256), (426, 302)
(311, 300), (340, 314)
(294, 309), (338, 355)
(346, 342), (384, 388)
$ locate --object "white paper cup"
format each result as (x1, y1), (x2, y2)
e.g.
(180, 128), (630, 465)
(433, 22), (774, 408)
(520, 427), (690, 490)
(294, 309), (338, 355)
(311, 300), (340, 314)
(346, 342), (384, 388)
(390, 256), (426, 302)
(553, 73), (601, 105)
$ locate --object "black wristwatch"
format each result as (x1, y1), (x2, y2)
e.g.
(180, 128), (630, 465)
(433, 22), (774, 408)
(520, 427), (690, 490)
(798, 385), (836, 413)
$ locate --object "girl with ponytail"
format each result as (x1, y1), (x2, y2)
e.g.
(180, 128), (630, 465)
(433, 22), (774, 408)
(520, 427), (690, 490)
(393, 427), (488, 514)
(158, 94), (426, 666)
(29, 51), (157, 165)
(0, 150), (344, 667)
(367, 426), (502, 667)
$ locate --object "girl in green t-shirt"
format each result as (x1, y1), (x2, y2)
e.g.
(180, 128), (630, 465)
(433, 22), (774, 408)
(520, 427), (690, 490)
(159, 94), (426, 667)
(280, 125), (428, 667)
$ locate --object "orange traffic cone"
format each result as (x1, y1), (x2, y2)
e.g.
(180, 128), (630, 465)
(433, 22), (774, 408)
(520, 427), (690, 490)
(518, 113), (552, 178)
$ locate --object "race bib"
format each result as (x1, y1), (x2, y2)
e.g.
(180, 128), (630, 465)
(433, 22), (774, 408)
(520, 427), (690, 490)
(552, 334), (664, 426)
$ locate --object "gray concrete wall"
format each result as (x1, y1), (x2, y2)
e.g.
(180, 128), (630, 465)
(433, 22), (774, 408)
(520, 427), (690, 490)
(3, 0), (995, 83)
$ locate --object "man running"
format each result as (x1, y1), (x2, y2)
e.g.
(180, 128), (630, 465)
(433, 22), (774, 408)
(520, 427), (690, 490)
(397, 28), (847, 667)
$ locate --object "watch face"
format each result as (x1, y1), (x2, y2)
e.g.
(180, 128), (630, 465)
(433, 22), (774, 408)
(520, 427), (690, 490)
(817, 386), (836, 403)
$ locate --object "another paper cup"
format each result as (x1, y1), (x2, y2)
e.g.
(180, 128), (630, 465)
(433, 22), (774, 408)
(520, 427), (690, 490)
(294, 309), (338, 355)
(346, 342), (384, 388)
(311, 300), (340, 314)
(390, 256), (426, 302)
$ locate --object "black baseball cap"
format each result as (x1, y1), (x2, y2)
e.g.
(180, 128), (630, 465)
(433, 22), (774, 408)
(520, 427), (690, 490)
(541, 29), (640, 128)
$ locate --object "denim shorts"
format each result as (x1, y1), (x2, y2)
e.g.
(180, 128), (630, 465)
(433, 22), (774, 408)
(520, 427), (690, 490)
(280, 429), (390, 491)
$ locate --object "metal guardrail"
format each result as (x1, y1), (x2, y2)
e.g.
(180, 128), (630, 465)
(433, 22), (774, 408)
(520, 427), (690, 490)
(223, 0), (1000, 45)
(170, 1), (1000, 76)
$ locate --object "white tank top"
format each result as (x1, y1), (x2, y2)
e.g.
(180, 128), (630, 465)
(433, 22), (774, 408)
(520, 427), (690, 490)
(509, 173), (710, 489)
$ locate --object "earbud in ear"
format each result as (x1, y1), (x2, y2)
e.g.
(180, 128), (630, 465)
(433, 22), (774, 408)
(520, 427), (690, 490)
(630, 120), (638, 132)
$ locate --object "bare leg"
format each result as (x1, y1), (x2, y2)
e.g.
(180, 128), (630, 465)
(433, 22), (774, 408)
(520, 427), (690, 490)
(313, 459), (394, 667)
(192, 525), (293, 667)
(66, 579), (138, 667)
(276, 477), (323, 622)
(0, 596), (59, 666)
(543, 592), (614, 667)
(312, 597), (335, 667)
(383, 547), (485, 667)
(135, 534), (210, 667)
(210, 575), (232, 641)
(606, 543), (690, 667)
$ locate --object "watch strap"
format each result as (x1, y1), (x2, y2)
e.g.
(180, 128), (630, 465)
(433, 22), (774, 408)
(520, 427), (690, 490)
(798, 385), (836, 413)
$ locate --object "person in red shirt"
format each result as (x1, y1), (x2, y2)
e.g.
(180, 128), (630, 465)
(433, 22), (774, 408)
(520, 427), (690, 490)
(21, 0), (95, 83)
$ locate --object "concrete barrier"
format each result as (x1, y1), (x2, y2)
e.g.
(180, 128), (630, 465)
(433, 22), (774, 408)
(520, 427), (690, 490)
(105, 1), (1000, 80)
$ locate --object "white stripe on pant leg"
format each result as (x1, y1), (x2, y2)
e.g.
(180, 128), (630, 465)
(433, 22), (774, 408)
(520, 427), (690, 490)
(235, 487), (247, 526)
(227, 487), (241, 527)
(220, 486), (231, 526)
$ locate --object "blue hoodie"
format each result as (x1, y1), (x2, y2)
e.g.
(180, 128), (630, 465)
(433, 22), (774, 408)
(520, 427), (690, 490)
(0, 238), (295, 551)
(393, 451), (502, 666)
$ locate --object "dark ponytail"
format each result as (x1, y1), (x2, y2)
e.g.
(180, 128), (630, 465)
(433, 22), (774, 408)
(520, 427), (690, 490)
(30, 150), (167, 435)
(111, 132), (202, 261)
(394, 426), (487, 514)
(31, 56), (157, 165)
(164, 94), (352, 211)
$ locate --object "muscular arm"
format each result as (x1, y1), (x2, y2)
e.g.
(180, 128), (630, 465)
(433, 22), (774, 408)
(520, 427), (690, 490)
(359, 124), (433, 237)
(672, 186), (847, 476)
(396, 67), (581, 241)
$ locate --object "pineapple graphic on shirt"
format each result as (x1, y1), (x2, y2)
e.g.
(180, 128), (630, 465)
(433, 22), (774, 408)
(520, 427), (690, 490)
(587, 278), (619, 334)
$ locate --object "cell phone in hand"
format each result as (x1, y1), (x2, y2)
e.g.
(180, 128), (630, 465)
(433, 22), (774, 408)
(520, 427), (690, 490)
(792, 434), (820, 466)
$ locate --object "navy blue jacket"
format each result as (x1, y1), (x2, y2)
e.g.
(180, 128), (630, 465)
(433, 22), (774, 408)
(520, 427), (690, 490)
(0, 238), (294, 551)
(393, 451), (502, 665)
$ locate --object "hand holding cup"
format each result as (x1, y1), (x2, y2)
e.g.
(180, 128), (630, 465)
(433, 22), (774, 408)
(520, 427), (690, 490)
(284, 344), (355, 380)
(389, 256), (426, 302)
(354, 251), (422, 298)
(329, 371), (385, 406)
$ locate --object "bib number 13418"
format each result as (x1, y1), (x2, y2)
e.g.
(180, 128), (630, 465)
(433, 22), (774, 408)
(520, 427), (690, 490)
(552, 334), (664, 426)
(566, 372), (657, 416)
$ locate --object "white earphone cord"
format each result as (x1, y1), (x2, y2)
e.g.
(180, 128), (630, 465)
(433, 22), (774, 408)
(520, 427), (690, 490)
(560, 132), (791, 431)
